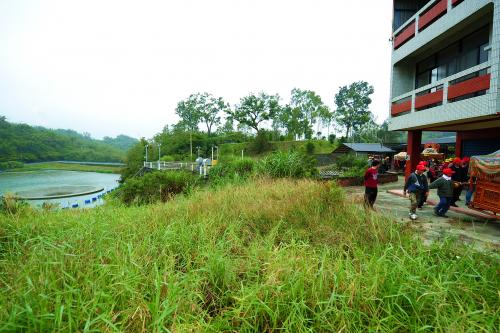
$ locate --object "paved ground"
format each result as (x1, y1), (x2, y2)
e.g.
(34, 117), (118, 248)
(344, 178), (500, 253)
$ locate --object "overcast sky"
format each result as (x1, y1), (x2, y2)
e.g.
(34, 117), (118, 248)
(0, 0), (393, 139)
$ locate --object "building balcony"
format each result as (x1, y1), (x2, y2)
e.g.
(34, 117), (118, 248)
(389, 62), (493, 129)
(392, 0), (492, 63)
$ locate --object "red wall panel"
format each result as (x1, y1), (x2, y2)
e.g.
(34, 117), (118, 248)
(414, 90), (443, 109)
(394, 21), (416, 49)
(447, 74), (491, 100)
(418, 0), (448, 31)
(391, 100), (412, 116)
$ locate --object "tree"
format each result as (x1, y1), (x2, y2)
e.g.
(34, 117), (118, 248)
(228, 92), (280, 133)
(334, 81), (374, 139)
(175, 97), (201, 133)
(175, 94), (203, 160)
(290, 88), (329, 138)
(219, 117), (235, 134)
(351, 118), (380, 143)
(192, 93), (226, 135)
(276, 104), (309, 140)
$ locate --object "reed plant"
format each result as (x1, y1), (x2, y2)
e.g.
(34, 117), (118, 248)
(0, 179), (497, 332)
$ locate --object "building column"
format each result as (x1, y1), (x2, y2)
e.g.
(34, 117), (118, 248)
(455, 131), (464, 158)
(406, 130), (422, 178)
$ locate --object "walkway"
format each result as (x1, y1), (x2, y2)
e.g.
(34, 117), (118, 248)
(344, 178), (500, 253)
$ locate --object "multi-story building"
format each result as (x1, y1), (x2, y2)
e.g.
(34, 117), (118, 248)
(389, 0), (500, 176)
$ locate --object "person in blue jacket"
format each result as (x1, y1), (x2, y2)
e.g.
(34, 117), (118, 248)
(404, 164), (428, 220)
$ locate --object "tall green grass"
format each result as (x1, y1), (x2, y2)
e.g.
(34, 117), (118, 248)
(0, 179), (498, 332)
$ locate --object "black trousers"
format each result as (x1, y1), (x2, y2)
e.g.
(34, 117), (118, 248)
(451, 185), (463, 205)
(364, 187), (378, 208)
(418, 190), (427, 208)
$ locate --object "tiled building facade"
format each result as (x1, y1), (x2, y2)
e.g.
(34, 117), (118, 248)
(389, 0), (500, 176)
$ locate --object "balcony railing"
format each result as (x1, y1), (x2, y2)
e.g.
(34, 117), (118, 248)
(448, 73), (491, 100)
(393, 0), (466, 50)
(391, 99), (412, 116)
(394, 22), (416, 49)
(414, 89), (443, 110)
(391, 62), (491, 116)
(418, 0), (447, 31)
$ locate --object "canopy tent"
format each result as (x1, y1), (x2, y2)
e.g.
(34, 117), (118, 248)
(394, 152), (408, 161)
(469, 150), (500, 181)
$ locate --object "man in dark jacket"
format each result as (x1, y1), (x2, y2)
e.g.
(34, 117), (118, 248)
(417, 161), (430, 208)
(429, 168), (455, 217)
(404, 164), (428, 220)
(449, 157), (466, 207)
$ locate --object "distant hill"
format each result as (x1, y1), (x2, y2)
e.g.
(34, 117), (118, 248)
(0, 116), (137, 163)
(102, 135), (138, 151)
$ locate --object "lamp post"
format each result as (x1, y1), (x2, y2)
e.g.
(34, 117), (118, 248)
(158, 143), (161, 170)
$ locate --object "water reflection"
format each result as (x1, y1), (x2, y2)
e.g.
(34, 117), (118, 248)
(0, 170), (120, 209)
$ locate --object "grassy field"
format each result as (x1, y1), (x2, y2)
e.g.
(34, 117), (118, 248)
(8, 162), (123, 174)
(0, 179), (498, 332)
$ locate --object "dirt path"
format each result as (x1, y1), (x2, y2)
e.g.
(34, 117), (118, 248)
(343, 178), (500, 253)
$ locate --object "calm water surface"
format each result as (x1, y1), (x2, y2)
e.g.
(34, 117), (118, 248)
(0, 170), (120, 208)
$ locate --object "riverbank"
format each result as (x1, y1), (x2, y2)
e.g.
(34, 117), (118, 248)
(4, 161), (123, 174)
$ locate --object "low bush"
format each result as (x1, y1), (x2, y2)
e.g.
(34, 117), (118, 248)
(305, 140), (315, 154)
(249, 130), (272, 154)
(0, 193), (28, 215)
(334, 153), (368, 178)
(209, 158), (255, 186)
(0, 161), (24, 170)
(116, 171), (198, 205)
(257, 151), (317, 178)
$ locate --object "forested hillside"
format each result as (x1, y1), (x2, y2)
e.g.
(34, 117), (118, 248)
(102, 135), (138, 151)
(0, 116), (136, 163)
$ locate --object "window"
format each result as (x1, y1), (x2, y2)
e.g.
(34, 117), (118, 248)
(415, 25), (490, 89)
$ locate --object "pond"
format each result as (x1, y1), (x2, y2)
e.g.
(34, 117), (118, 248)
(0, 170), (120, 208)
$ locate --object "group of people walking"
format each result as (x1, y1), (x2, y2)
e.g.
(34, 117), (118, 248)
(363, 156), (471, 219)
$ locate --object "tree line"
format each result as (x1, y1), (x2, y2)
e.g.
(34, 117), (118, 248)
(0, 116), (137, 164)
(173, 81), (396, 141)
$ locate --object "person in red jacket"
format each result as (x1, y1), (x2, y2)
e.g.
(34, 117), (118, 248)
(364, 160), (380, 209)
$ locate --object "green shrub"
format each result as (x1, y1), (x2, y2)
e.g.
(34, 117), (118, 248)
(0, 161), (24, 170)
(209, 158), (255, 186)
(116, 171), (198, 205)
(0, 193), (28, 215)
(257, 151), (317, 178)
(334, 154), (368, 177)
(249, 131), (272, 154)
(305, 141), (315, 154)
(160, 155), (176, 162)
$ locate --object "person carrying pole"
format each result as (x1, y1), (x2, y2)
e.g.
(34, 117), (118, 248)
(429, 168), (455, 217)
(404, 164), (428, 220)
(417, 161), (430, 208)
(449, 157), (466, 207)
